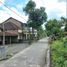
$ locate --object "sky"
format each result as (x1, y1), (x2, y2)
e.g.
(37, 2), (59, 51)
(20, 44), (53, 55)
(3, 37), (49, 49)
(0, 0), (66, 23)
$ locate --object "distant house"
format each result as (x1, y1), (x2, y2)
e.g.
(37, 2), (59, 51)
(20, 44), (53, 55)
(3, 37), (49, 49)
(0, 17), (37, 44)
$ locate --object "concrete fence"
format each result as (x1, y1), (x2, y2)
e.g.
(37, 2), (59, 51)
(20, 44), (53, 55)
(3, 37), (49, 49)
(0, 46), (8, 60)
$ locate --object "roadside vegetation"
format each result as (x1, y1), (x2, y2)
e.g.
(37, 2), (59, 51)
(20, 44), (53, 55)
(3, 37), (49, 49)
(45, 17), (67, 67)
(50, 38), (67, 67)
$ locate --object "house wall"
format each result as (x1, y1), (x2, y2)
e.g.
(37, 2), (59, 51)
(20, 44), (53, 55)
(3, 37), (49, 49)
(0, 36), (18, 45)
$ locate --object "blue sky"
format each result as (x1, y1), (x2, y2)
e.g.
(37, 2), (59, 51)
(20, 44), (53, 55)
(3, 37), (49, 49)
(5, 0), (28, 11)
(0, 0), (66, 23)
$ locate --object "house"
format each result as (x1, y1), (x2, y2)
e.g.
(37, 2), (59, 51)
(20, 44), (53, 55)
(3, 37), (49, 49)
(0, 17), (37, 44)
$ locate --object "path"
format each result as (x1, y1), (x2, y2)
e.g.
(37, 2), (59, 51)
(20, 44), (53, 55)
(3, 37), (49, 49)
(0, 38), (50, 67)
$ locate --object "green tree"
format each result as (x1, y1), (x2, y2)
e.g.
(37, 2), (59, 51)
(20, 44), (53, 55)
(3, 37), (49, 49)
(37, 26), (47, 39)
(45, 19), (63, 39)
(23, 0), (36, 14)
(61, 17), (67, 32)
(23, 0), (47, 30)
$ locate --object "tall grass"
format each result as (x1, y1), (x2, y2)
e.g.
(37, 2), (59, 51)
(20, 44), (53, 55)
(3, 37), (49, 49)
(51, 38), (67, 67)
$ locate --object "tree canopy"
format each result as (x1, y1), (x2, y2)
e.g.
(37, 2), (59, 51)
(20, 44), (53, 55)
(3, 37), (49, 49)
(61, 17), (67, 32)
(23, 0), (36, 14)
(45, 19), (63, 39)
(23, 0), (47, 30)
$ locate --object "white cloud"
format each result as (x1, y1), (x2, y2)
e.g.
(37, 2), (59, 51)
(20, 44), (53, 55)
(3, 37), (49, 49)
(0, 0), (5, 6)
(32, 0), (66, 19)
(0, 0), (66, 23)
(0, 6), (28, 23)
(10, 7), (28, 23)
(0, 10), (10, 23)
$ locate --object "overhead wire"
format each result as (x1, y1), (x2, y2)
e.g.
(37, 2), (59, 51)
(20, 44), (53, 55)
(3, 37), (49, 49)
(0, 0), (46, 22)
(0, 1), (27, 22)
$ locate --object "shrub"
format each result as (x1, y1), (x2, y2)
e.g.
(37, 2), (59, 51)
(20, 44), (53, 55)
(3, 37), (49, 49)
(51, 40), (67, 67)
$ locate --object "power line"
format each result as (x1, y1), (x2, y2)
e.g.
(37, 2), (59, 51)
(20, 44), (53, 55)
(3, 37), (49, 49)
(0, 1), (27, 22)
(0, 0), (45, 21)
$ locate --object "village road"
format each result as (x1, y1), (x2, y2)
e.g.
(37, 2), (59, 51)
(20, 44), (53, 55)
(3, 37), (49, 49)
(0, 38), (49, 67)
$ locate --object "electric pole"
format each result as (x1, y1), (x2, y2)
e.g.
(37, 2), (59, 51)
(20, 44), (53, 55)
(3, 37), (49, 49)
(3, 23), (5, 46)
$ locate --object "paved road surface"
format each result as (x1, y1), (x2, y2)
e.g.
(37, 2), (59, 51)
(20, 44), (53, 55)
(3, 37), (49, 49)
(7, 43), (29, 55)
(0, 43), (29, 65)
(0, 38), (49, 67)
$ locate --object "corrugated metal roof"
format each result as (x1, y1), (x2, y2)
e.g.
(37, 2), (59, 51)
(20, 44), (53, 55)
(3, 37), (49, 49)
(0, 17), (27, 30)
(0, 22), (21, 30)
(0, 17), (29, 36)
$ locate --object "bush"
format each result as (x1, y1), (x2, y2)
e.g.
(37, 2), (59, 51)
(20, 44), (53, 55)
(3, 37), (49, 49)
(51, 40), (67, 67)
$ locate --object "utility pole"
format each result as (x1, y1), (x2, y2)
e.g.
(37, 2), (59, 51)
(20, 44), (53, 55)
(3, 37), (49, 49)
(1, 23), (6, 60)
(3, 23), (5, 46)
